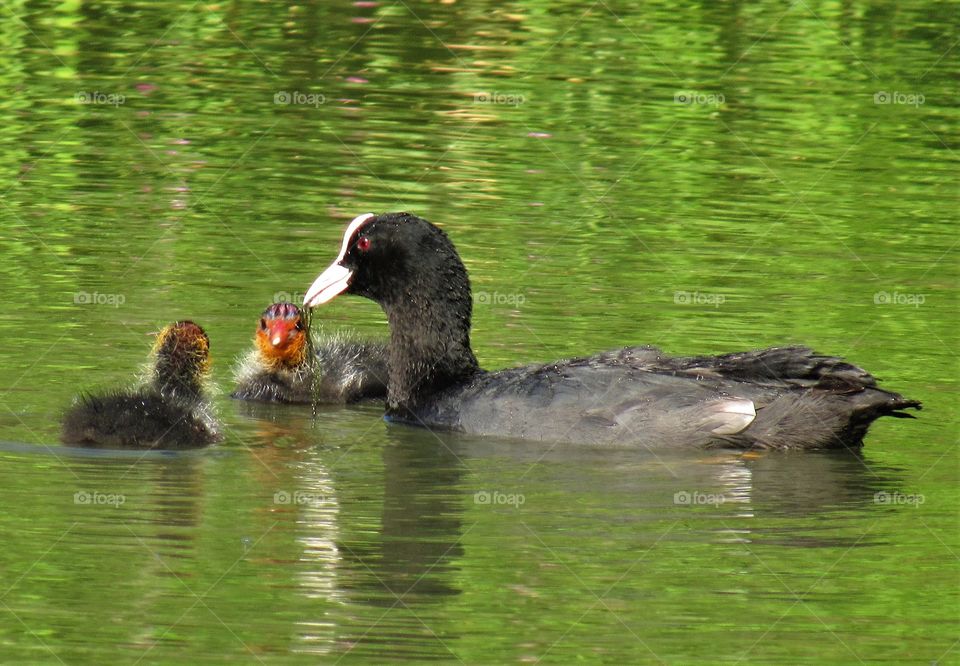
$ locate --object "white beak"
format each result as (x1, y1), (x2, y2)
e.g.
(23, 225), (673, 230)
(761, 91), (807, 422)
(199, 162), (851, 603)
(303, 263), (353, 308)
(303, 213), (375, 308)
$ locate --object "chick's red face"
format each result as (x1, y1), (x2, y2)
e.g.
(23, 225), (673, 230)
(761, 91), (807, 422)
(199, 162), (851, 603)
(255, 303), (307, 367)
(262, 315), (302, 349)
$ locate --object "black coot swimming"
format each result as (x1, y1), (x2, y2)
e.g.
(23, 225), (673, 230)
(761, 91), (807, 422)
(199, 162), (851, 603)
(61, 321), (220, 449)
(231, 302), (388, 404)
(302, 213), (920, 450)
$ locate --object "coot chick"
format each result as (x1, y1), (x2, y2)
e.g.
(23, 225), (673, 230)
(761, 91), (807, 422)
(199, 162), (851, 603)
(231, 302), (388, 404)
(61, 321), (220, 449)
(302, 212), (921, 450)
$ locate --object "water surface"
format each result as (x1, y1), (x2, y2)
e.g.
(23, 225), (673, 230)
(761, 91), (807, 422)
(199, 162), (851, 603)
(0, 1), (956, 663)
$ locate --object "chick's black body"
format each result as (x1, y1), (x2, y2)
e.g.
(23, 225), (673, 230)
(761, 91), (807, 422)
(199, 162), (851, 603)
(306, 213), (920, 450)
(61, 390), (216, 449)
(230, 302), (388, 404)
(231, 337), (389, 404)
(61, 321), (219, 449)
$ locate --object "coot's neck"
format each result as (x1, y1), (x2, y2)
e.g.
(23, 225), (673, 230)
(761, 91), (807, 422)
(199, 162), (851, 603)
(381, 283), (480, 416)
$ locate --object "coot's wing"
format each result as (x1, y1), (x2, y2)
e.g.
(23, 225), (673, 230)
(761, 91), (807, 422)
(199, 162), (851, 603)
(435, 362), (766, 447)
(636, 346), (878, 390)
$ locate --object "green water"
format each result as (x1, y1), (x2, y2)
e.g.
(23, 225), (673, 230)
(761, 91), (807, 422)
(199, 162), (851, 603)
(0, 0), (957, 663)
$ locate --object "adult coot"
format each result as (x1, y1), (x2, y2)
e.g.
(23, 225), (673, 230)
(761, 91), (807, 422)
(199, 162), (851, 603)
(232, 302), (388, 404)
(61, 321), (220, 449)
(303, 213), (920, 449)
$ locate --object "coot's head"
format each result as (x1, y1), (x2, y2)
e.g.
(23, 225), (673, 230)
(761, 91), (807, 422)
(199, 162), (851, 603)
(255, 302), (307, 369)
(303, 212), (470, 310)
(152, 320), (211, 398)
(303, 213), (480, 410)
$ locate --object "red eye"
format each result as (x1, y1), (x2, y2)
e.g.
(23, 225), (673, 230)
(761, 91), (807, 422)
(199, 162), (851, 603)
(356, 236), (371, 252)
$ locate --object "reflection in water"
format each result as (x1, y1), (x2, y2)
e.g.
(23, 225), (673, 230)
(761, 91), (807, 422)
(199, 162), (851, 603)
(288, 455), (341, 657)
(231, 404), (344, 655)
(230, 407), (465, 659)
(435, 435), (910, 539)
(713, 450), (908, 547)
(376, 428), (465, 599)
(744, 451), (903, 514)
(330, 427), (465, 660)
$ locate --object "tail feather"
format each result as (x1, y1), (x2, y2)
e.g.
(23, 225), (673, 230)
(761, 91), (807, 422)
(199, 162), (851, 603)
(741, 388), (923, 450)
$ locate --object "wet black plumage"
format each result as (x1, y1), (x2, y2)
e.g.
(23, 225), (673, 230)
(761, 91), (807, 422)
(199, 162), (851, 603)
(231, 336), (389, 404)
(61, 321), (219, 449)
(303, 213), (920, 449)
(230, 302), (388, 404)
(61, 390), (217, 449)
